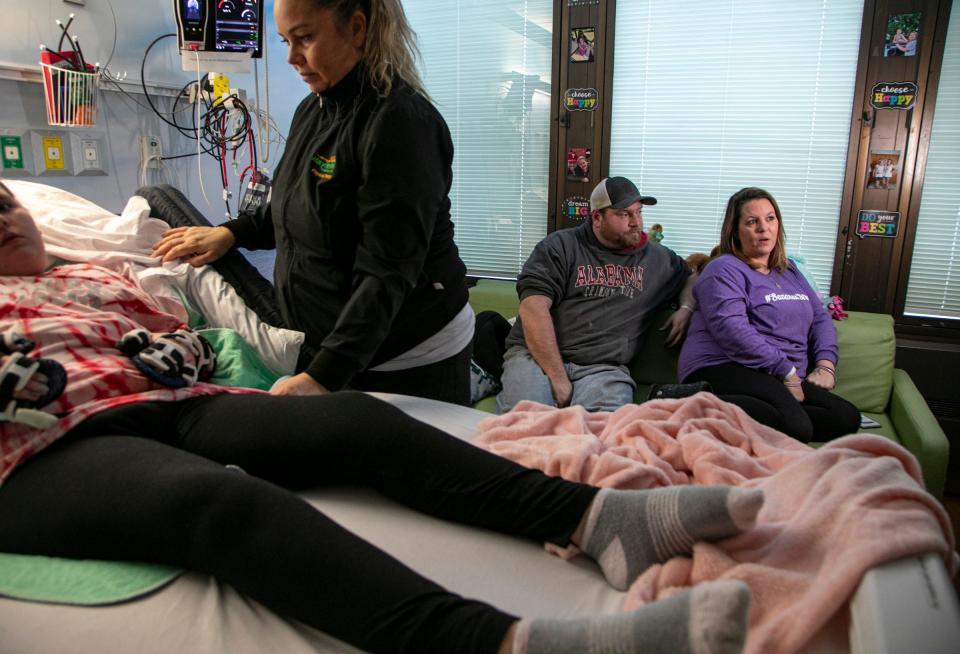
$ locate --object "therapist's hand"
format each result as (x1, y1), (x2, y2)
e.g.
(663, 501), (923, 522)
(152, 226), (235, 267)
(270, 372), (330, 396)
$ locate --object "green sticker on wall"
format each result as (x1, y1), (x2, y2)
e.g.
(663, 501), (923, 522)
(1, 135), (24, 169)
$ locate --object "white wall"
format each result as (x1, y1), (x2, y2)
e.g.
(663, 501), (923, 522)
(0, 0), (303, 230)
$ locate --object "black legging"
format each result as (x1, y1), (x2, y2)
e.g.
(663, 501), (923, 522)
(0, 392), (596, 653)
(687, 363), (861, 443)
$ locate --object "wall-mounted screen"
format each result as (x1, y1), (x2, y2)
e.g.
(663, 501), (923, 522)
(214, 0), (263, 57)
(175, 0), (263, 58)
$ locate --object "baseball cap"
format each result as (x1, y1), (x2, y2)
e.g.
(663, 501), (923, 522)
(589, 177), (657, 212)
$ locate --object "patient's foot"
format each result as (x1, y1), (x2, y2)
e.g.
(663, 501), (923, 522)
(512, 579), (751, 654)
(578, 486), (763, 590)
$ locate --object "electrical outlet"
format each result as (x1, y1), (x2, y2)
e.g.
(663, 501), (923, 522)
(2, 129), (36, 176)
(30, 130), (73, 176)
(139, 135), (162, 169)
(70, 132), (107, 176)
(1, 132), (30, 175)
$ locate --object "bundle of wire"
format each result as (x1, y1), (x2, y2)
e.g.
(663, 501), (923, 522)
(138, 33), (260, 217)
(40, 13), (93, 72)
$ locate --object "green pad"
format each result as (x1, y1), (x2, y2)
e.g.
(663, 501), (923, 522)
(0, 553), (180, 605)
(202, 328), (282, 391)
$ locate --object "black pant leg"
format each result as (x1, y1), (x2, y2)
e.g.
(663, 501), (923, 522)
(799, 382), (862, 441)
(688, 363), (815, 442)
(0, 433), (515, 654)
(709, 392), (786, 428)
(352, 342), (473, 406)
(170, 391), (596, 545)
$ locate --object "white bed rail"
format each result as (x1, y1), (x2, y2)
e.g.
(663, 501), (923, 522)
(850, 552), (960, 654)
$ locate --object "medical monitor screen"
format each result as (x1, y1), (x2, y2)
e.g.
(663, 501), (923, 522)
(214, 0), (263, 57)
(179, 0), (206, 44)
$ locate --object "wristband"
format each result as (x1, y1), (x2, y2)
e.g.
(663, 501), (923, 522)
(781, 366), (797, 381)
(814, 365), (836, 377)
(678, 304), (695, 313)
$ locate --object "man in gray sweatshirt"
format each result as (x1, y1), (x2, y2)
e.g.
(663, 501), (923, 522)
(497, 177), (696, 413)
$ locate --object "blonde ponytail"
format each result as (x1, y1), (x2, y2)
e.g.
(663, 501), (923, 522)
(318, 0), (428, 98)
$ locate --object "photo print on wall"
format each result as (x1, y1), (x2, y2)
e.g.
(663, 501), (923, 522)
(884, 12), (921, 57)
(867, 150), (901, 190)
(570, 27), (596, 63)
(566, 148), (592, 182)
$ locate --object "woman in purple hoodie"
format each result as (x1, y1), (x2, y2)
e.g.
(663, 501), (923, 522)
(677, 188), (860, 443)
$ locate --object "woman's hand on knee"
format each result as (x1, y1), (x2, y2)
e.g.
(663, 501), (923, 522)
(783, 372), (804, 402)
(270, 372), (330, 396)
(805, 361), (836, 390)
(152, 226), (236, 266)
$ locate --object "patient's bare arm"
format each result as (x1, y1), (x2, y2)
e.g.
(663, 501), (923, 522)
(152, 225), (236, 267)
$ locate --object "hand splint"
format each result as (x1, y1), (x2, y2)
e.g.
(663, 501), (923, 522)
(117, 328), (216, 388)
(0, 332), (67, 429)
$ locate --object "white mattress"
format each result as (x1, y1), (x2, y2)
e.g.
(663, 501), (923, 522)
(1, 393), (957, 654)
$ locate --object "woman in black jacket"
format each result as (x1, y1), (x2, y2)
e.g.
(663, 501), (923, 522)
(154, 0), (473, 404)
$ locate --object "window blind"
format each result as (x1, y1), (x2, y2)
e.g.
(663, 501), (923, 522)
(903, 4), (960, 320)
(609, 0), (863, 292)
(404, 1), (553, 276)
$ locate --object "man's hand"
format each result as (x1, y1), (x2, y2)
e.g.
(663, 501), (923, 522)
(549, 373), (573, 408)
(805, 360), (836, 390)
(660, 306), (693, 347)
(152, 226), (236, 267)
(270, 372), (330, 396)
(518, 294), (572, 408)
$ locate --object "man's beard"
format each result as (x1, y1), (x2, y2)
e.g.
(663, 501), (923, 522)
(600, 224), (643, 249)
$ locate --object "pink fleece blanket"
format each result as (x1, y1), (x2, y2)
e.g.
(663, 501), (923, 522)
(475, 393), (957, 654)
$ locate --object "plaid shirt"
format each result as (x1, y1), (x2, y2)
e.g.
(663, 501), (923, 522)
(0, 264), (259, 485)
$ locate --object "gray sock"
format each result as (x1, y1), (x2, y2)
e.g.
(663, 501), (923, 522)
(581, 486), (763, 590)
(514, 579), (751, 654)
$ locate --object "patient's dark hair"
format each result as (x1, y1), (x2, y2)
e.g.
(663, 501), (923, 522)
(719, 187), (788, 273)
(310, 0), (427, 98)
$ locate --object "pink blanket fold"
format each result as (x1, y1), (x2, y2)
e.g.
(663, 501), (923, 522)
(475, 393), (956, 654)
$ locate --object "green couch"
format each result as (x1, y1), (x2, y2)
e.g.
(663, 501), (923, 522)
(468, 279), (950, 497)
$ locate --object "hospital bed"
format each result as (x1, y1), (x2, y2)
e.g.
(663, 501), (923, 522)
(0, 181), (957, 654)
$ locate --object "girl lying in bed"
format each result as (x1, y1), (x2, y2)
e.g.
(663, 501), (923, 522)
(0, 180), (760, 654)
